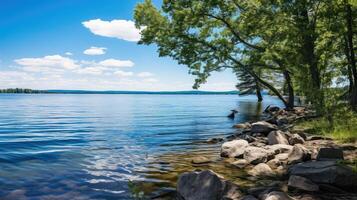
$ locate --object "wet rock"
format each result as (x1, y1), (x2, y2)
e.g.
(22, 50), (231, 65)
(262, 191), (294, 200)
(177, 170), (242, 200)
(288, 175), (319, 192)
(251, 121), (277, 134)
(288, 134), (305, 145)
(228, 110), (238, 119)
(244, 146), (274, 164)
(316, 148), (344, 161)
(191, 156), (212, 164)
(239, 135), (256, 143)
(220, 140), (249, 158)
(232, 159), (248, 169)
(264, 105), (281, 113)
(206, 137), (223, 144)
(287, 144), (311, 165)
(248, 163), (275, 177)
(267, 131), (289, 145)
(265, 144), (293, 154)
(226, 134), (237, 141)
(288, 161), (357, 192)
(233, 123), (251, 129)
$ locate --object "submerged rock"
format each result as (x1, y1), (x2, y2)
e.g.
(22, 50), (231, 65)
(288, 161), (357, 192)
(251, 121), (277, 134)
(267, 131), (289, 145)
(206, 137), (223, 144)
(191, 156), (212, 164)
(177, 170), (242, 200)
(232, 159), (248, 169)
(248, 163), (275, 177)
(220, 139), (249, 158)
(316, 148), (344, 161)
(288, 175), (319, 192)
(233, 123), (251, 129)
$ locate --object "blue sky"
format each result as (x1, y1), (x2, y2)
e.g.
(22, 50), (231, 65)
(0, 0), (237, 91)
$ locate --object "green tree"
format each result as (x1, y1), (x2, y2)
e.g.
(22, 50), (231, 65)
(134, 0), (294, 108)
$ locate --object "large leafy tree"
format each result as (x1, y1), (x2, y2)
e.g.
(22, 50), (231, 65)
(134, 0), (294, 108)
(134, 0), (356, 111)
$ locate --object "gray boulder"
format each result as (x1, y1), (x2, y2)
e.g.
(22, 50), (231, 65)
(288, 175), (319, 192)
(288, 161), (357, 192)
(316, 148), (344, 161)
(177, 170), (242, 200)
(251, 121), (277, 134)
(287, 144), (311, 165)
(267, 131), (289, 145)
(288, 134), (305, 145)
(220, 140), (249, 158)
(244, 146), (275, 164)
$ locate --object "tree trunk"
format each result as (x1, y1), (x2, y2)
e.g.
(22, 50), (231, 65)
(255, 80), (263, 102)
(345, 2), (357, 109)
(249, 71), (289, 108)
(297, 4), (323, 109)
(283, 70), (294, 110)
(344, 36), (354, 94)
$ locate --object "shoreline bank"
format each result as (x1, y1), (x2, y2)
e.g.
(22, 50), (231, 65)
(154, 106), (357, 200)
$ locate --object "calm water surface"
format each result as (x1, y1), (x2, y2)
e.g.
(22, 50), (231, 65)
(0, 94), (281, 200)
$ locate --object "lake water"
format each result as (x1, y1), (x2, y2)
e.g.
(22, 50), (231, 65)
(0, 94), (282, 200)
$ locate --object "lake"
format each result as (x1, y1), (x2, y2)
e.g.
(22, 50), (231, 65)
(0, 94), (282, 199)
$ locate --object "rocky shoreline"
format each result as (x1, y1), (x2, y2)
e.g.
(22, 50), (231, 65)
(157, 106), (357, 200)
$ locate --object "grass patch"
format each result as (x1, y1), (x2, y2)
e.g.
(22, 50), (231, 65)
(295, 109), (357, 143)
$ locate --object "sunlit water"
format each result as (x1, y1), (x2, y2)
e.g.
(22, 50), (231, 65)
(0, 94), (282, 199)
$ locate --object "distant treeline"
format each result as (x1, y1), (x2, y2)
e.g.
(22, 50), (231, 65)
(0, 88), (243, 95)
(0, 88), (47, 93)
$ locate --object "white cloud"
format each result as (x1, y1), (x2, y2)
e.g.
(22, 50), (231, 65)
(65, 52), (73, 56)
(114, 70), (133, 77)
(99, 59), (134, 68)
(82, 19), (141, 42)
(15, 55), (79, 71)
(83, 47), (107, 55)
(76, 67), (104, 75)
(137, 72), (154, 78)
(143, 78), (158, 83)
